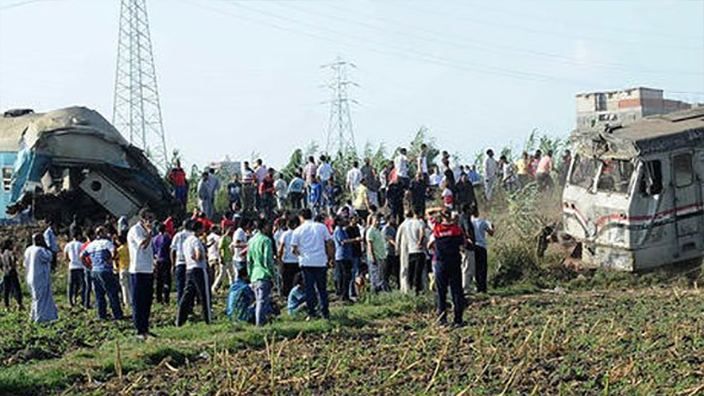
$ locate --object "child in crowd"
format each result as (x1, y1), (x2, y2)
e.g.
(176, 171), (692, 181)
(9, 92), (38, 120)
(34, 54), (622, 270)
(287, 273), (307, 316)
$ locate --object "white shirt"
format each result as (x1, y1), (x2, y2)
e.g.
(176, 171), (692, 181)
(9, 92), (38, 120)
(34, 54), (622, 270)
(291, 220), (332, 267)
(404, 218), (427, 254)
(317, 162), (334, 182)
(231, 228), (248, 263)
(184, 235), (207, 270)
(395, 154), (409, 178)
(255, 165), (268, 184)
(346, 167), (362, 192)
(429, 172), (442, 187)
(484, 157), (498, 180)
(63, 240), (84, 270)
(419, 155), (428, 174)
(472, 218), (493, 249)
(127, 222), (154, 274)
(274, 179), (288, 198)
(171, 230), (191, 267)
(278, 229), (298, 264)
(206, 233), (221, 261)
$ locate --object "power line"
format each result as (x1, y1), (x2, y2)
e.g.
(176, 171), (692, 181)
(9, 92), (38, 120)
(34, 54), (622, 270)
(112, 0), (169, 173)
(322, 57), (357, 157)
(276, 1), (703, 77)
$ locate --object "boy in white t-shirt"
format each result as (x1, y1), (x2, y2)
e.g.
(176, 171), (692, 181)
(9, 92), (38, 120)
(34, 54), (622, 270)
(64, 235), (86, 307)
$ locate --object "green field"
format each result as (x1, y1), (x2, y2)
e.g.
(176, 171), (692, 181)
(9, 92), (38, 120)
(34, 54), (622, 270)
(2, 265), (704, 395)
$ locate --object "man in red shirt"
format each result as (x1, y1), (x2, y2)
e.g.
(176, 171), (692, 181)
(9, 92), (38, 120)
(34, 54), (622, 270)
(168, 159), (188, 207)
(259, 168), (276, 219)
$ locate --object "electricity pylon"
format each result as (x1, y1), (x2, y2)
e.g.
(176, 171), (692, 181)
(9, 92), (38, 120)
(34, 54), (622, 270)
(322, 57), (358, 157)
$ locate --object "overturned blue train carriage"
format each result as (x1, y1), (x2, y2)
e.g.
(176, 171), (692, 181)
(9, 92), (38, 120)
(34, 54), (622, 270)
(0, 106), (177, 225)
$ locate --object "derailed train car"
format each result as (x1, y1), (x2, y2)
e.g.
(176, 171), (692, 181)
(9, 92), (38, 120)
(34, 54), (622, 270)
(0, 106), (177, 224)
(562, 107), (704, 271)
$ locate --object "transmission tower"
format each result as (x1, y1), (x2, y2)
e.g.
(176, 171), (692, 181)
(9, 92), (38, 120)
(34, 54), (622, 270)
(112, 0), (169, 172)
(322, 57), (358, 157)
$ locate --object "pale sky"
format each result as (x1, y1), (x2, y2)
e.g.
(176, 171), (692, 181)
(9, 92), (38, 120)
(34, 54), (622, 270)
(1, 0), (703, 170)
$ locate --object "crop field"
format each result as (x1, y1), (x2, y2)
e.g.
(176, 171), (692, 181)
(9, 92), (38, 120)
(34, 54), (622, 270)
(2, 265), (704, 395)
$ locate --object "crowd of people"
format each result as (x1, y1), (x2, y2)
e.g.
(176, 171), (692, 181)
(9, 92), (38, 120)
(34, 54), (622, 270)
(0, 144), (570, 337)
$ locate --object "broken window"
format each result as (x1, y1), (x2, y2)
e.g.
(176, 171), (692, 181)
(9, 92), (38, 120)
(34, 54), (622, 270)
(595, 93), (607, 111)
(2, 168), (11, 192)
(597, 159), (635, 194)
(673, 153), (693, 187)
(639, 160), (663, 196)
(569, 154), (599, 190)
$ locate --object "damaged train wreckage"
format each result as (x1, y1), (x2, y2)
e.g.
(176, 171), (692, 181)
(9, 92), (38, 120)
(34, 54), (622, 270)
(562, 106), (704, 271)
(0, 106), (177, 224)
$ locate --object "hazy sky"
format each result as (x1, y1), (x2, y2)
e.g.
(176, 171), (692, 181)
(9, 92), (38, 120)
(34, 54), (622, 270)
(1, 0), (703, 169)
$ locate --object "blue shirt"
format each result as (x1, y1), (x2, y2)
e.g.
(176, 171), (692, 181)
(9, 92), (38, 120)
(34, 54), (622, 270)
(468, 170), (481, 184)
(82, 238), (115, 272)
(308, 182), (322, 205)
(288, 177), (305, 193)
(43, 227), (58, 253)
(226, 279), (255, 323)
(333, 227), (352, 261)
(287, 285), (306, 315)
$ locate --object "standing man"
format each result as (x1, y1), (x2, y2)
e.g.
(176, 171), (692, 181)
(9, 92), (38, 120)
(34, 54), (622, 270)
(536, 150), (554, 191)
(231, 218), (249, 278)
(64, 233), (85, 307)
(277, 216), (301, 298)
(291, 208), (334, 320)
(151, 223), (172, 305)
(409, 172), (427, 217)
(395, 148), (410, 189)
(247, 220), (276, 326)
(2, 239), (23, 310)
(197, 172), (214, 220)
(382, 215), (399, 288)
(128, 209), (155, 339)
(176, 221), (212, 326)
(396, 210), (427, 294)
(366, 214), (389, 292)
(207, 168), (221, 216)
(316, 155), (334, 187)
(24, 234), (58, 323)
(43, 220), (59, 271)
(483, 149), (499, 202)
(82, 227), (123, 320)
(168, 159), (188, 208)
(212, 226), (235, 294)
(206, 226), (222, 289)
(333, 216), (353, 301)
(346, 161), (363, 194)
(472, 206), (495, 294)
(428, 209), (466, 327)
(259, 168), (276, 219)
(287, 171), (306, 210)
(418, 143), (430, 184)
(360, 158), (379, 207)
(274, 172), (288, 211)
(170, 220), (191, 304)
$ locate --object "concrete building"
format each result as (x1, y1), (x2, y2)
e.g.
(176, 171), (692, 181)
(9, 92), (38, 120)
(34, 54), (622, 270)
(576, 87), (692, 129)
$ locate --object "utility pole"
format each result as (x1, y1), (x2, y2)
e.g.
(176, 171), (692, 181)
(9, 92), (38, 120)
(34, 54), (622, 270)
(112, 0), (169, 173)
(322, 57), (358, 157)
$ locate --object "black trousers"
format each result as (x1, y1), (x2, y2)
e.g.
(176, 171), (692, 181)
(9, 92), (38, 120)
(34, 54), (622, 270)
(155, 260), (172, 304)
(334, 259), (352, 300)
(176, 268), (211, 326)
(474, 246), (488, 293)
(131, 273), (154, 335)
(175, 265), (186, 304)
(434, 259), (465, 324)
(3, 270), (22, 309)
(408, 253), (426, 294)
(280, 262), (300, 299)
(68, 268), (85, 307)
(384, 254), (400, 288)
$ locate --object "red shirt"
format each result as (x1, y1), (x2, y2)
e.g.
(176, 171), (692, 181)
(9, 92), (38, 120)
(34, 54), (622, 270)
(169, 167), (187, 187)
(192, 215), (213, 233)
(259, 175), (275, 196)
(163, 217), (175, 237)
(221, 217), (235, 232)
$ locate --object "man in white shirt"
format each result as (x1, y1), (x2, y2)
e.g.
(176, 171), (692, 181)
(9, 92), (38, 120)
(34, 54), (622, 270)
(395, 148), (410, 188)
(291, 208), (334, 319)
(316, 155), (334, 186)
(274, 173), (288, 210)
(206, 226), (221, 279)
(418, 143), (429, 183)
(170, 219), (191, 304)
(176, 220), (212, 326)
(483, 149), (499, 202)
(64, 234), (85, 307)
(127, 208), (155, 339)
(400, 210), (427, 295)
(346, 161), (363, 194)
(230, 218), (249, 277)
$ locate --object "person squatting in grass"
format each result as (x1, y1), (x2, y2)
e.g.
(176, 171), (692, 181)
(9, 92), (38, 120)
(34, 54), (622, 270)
(226, 267), (255, 324)
(287, 272), (307, 316)
(82, 227), (123, 321)
(128, 208), (156, 340)
(176, 220), (212, 326)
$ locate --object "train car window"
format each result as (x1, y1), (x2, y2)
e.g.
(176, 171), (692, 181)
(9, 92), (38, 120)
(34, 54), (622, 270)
(639, 160), (663, 196)
(673, 153), (693, 187)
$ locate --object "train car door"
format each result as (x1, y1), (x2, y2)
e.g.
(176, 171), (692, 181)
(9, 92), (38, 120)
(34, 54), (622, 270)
(671, 151), (702, 255)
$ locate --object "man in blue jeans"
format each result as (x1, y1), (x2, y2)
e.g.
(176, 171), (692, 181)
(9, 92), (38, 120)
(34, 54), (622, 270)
(291, 208), (334, 319)
(81, 227), (123, 320)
